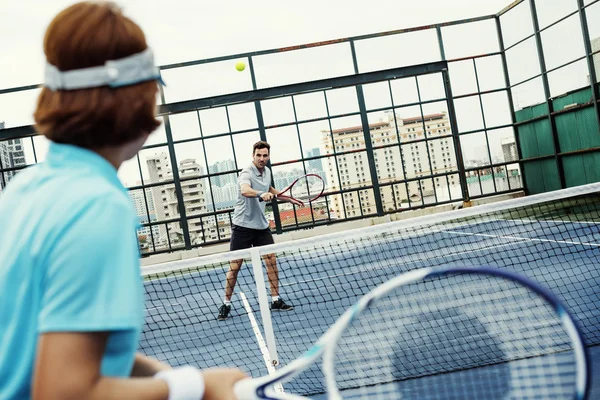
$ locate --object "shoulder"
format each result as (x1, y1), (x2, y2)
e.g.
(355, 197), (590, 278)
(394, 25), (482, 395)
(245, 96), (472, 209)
(240, 166), (252, 174)
(239, 165), (254, 181)
(68, 175), (132, 214)
(3, 164), (132, 215)
(46, 169), (135, 233)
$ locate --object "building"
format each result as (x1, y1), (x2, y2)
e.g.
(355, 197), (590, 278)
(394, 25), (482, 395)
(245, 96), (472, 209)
(210, 182), (238, 211)
(501, 137), (518, 163)
(146, 153), (209, 247)
(169, 159), (208, 245)
(0, 124), (27, 191)
(209, 159), (237, 187)
(146, 153), (172, 248)
(501, 137), (520, 178)
(268, 207), (329, 228)
(128, 188), (161, 252)
(204, 221), (232, 242)
(321, 112), (457, 217)
(306, 148), (326, 176)
(273, 168), (304, 190)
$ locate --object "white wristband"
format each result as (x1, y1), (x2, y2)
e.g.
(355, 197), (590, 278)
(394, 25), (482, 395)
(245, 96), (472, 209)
(154, 366), (205, 400)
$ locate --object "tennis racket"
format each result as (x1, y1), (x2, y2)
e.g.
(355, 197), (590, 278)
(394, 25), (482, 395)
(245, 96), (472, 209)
(261, 174), (325, 206)
(234, 266), (590, 400)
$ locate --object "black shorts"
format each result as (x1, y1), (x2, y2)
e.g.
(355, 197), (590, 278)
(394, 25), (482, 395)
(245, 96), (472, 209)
(229, 224), (274, 251)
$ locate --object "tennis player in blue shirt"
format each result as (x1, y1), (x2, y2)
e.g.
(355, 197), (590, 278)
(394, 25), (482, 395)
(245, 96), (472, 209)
(0, 2), (245, 399)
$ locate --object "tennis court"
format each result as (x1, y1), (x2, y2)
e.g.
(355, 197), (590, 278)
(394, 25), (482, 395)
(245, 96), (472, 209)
(139, 184), (600, 398)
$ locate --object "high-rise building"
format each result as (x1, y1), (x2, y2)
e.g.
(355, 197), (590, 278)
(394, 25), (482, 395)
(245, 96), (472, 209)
(321, 112), (457, 217)
(0, 127), (27, 191)
(273, 168), (304, 190)
(206, 159), (238, 214)
(146, 153), (171, 247)
(175, 159), (208, 244)
(210, 182), (238, 210)
(306, 148), (324, 174)
(128, 188), (160, 252)
(209, 159), (237, 187)
(146, 153), (209, 247)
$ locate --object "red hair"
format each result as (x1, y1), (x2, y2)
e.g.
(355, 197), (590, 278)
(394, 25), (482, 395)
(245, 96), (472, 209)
(34, 1), (161, 149)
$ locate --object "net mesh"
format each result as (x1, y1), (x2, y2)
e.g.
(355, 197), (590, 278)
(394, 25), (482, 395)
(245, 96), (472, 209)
(139, 183), (600, 396)
(331, 273), (577, 399)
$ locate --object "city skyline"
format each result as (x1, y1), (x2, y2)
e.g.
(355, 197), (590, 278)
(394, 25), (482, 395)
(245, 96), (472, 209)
(1, 2), (595, 199)
(137, 143), (328, 249)
(0, 105), (523, 252)
(323, 111), (459, 217)
(0, 1), (592, 251)
(121, 108), (519, 251)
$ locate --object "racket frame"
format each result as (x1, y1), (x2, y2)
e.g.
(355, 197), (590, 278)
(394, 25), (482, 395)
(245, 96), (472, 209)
(275, 173), (325, 204)
(234, 266), (590, 400)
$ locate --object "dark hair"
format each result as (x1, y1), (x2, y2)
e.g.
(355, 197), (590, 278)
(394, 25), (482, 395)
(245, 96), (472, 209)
(253, 141), (270, 155)
(34, 1), (161, 149)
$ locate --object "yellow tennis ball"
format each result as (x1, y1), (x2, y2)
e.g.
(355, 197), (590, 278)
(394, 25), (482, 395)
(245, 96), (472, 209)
(235, 61), (246, 72)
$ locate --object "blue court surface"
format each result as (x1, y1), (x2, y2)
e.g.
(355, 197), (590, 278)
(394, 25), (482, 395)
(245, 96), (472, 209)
(140, 217), (600, 398)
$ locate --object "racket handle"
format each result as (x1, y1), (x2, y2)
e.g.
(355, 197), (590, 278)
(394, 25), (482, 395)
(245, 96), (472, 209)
(257, 196), (277, 203)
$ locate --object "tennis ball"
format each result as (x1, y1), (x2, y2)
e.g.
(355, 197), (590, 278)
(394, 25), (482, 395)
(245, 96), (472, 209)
(235, 61), (246, 72)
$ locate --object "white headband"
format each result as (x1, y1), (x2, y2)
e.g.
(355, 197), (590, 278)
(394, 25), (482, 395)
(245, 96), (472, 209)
(44, 48), (165, 91)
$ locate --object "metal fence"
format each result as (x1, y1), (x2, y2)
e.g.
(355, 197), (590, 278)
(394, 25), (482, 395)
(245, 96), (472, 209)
(1, 0), (600, 255)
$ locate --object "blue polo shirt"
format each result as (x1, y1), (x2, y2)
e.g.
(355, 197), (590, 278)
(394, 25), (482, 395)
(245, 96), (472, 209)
(0, 142), (144, 399)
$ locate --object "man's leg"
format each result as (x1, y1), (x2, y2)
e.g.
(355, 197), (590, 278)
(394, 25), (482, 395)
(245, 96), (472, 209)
(224, 259), (243, 303)
(218, 225), (252, 320)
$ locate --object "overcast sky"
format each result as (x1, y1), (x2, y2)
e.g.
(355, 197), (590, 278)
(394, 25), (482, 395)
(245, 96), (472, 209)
(1, 0), (510, 88)
(1, 0), (595, 187)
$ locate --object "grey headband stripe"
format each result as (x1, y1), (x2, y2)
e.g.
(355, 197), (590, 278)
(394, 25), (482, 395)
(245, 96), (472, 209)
(44, 48), (165, 91)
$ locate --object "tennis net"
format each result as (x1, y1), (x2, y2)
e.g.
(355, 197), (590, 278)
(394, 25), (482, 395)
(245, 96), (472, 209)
(139, 183), (600, 396)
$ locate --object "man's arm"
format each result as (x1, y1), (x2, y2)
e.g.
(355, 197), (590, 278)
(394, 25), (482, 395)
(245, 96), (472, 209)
(33, 332), (169, 400)
(241, 183), (273, 201)
(33, 332), (247, 400)
(269, 186), (303, 206)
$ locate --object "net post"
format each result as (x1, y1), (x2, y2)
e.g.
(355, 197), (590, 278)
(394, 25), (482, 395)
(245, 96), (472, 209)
(250, 247), (280, 367)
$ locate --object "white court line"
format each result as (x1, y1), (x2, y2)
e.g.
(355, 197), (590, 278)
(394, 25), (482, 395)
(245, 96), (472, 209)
(442, 230), (600, 247)
(240, 292), (284, 394)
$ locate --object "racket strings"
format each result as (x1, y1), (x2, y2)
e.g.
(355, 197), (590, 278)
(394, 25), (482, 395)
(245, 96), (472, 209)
(289, 175), (325, 203)
(329, 274), (578, 399)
